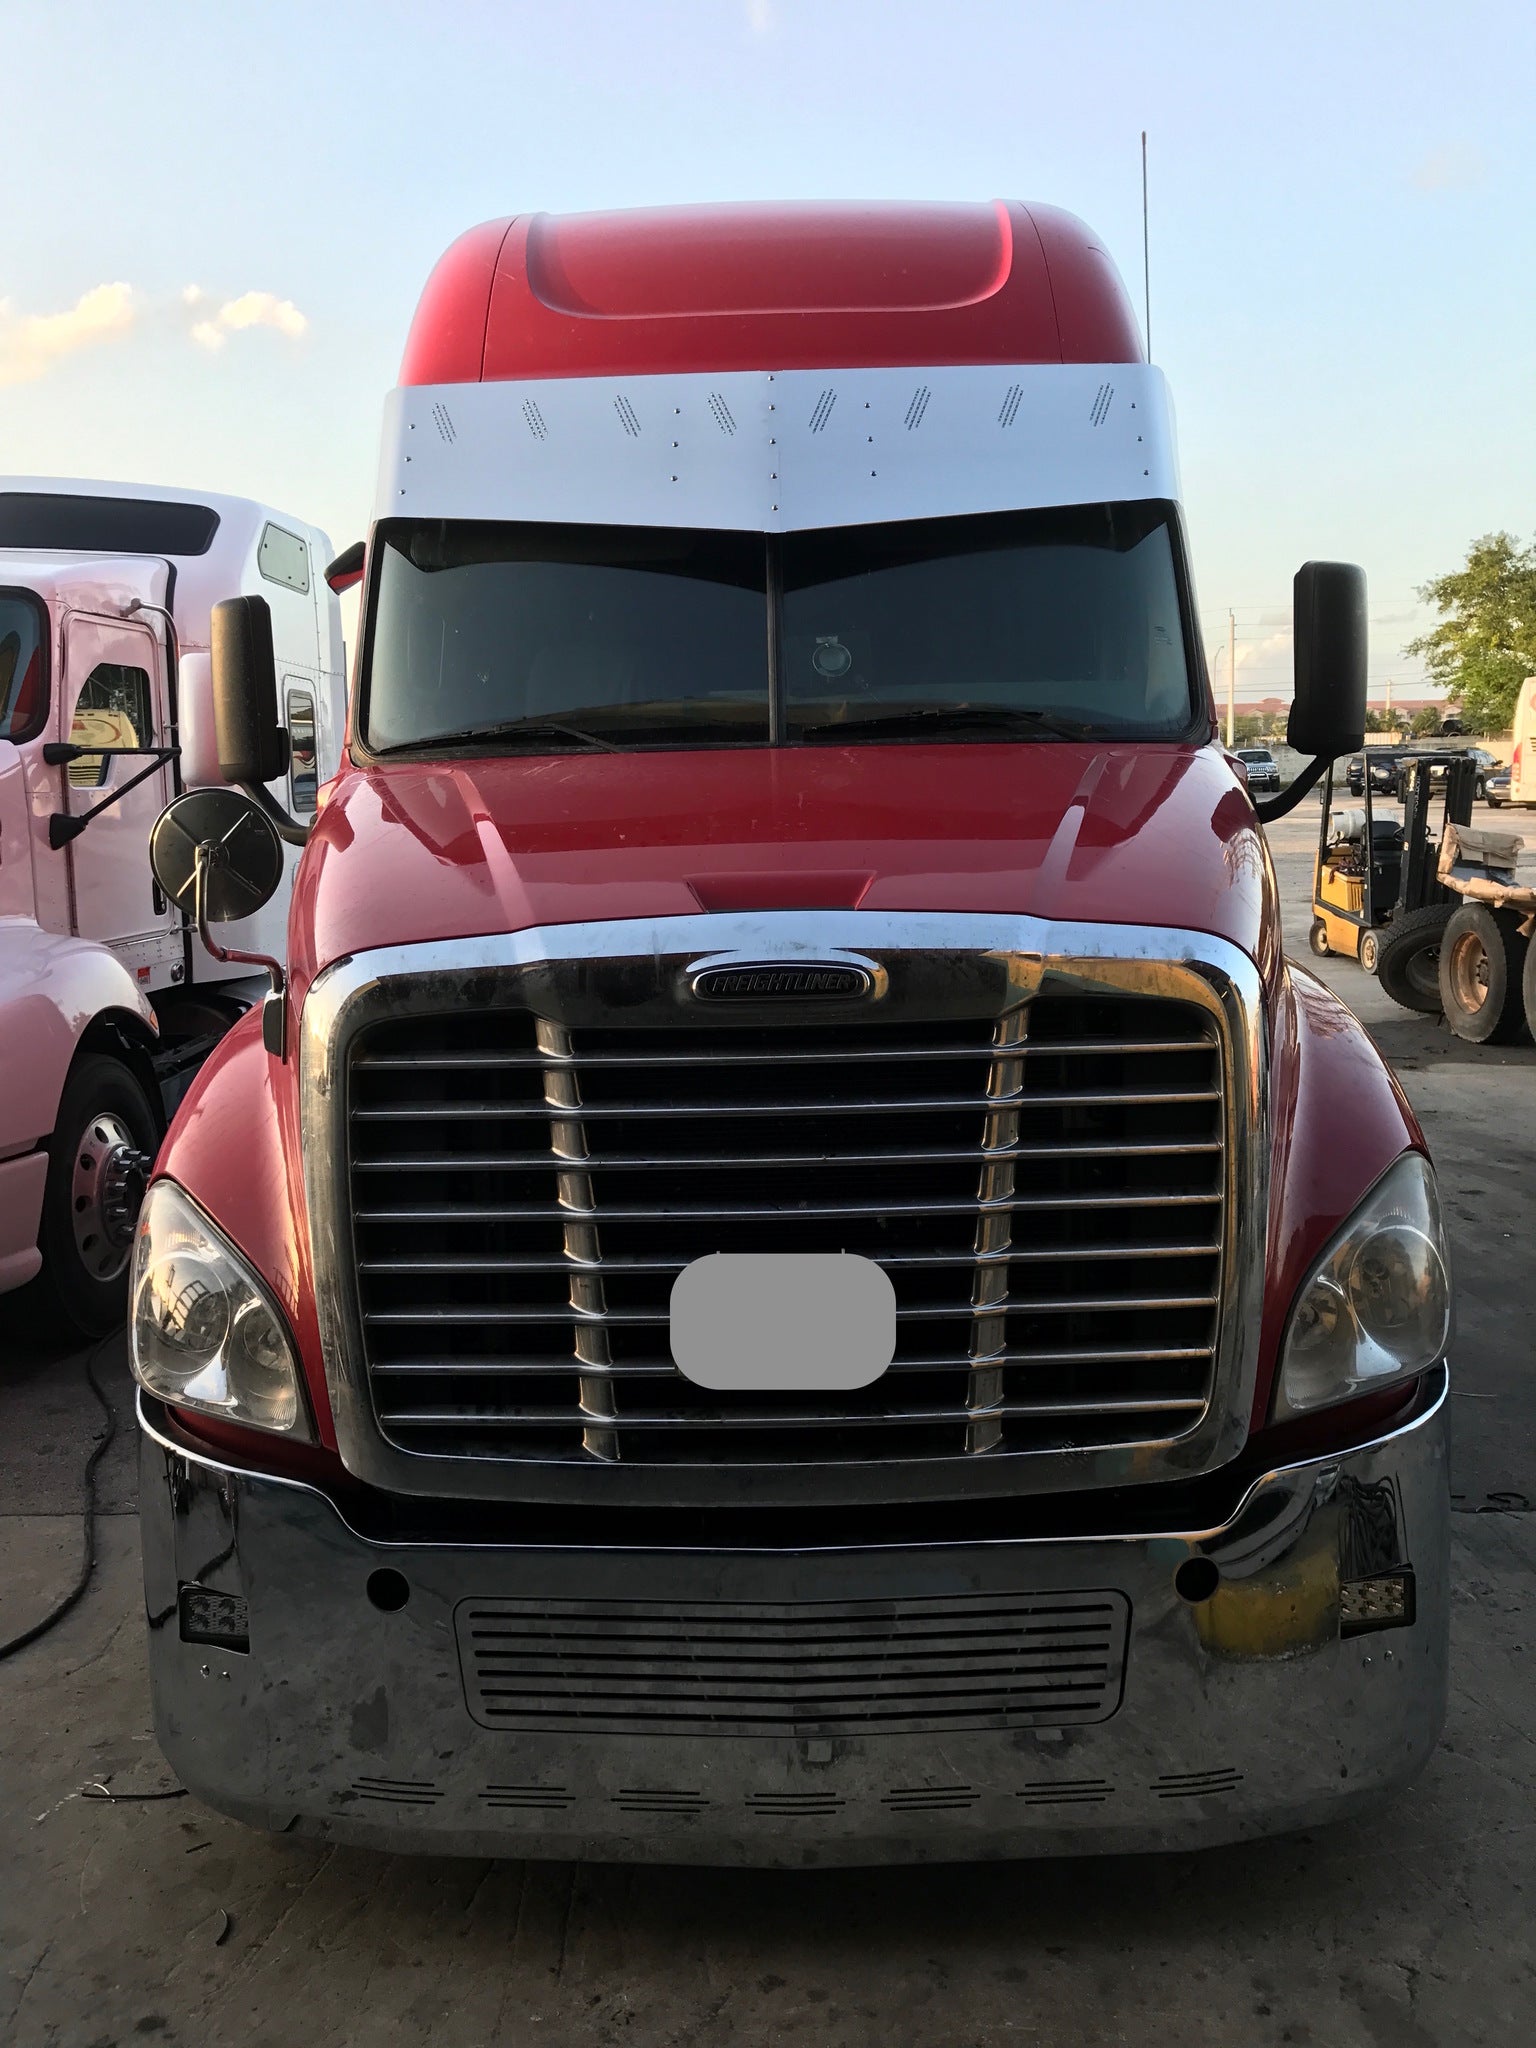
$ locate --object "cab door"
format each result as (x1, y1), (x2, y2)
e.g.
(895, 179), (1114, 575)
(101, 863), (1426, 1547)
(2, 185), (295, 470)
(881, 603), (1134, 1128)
(59, 611), (179, 969)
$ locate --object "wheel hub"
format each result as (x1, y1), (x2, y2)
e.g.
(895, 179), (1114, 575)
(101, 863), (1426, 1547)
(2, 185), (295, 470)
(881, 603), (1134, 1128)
(70, 1114), (151, 1282)
(1445, 929), (1491, 1018)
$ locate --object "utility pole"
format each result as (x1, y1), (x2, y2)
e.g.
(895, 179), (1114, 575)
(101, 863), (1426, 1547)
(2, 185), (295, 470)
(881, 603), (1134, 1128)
(1384, 676), (1393, 727)
(1226, 609), (1236, 749)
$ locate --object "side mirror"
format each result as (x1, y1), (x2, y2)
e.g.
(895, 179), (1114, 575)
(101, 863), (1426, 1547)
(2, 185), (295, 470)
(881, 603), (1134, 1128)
(210, 596), (308, 847)
(150, 786), (290, 1055)
(325, 540), (365, 594)
(149, 786), (284, 925)
(1288, 562), (1367, 760)
(211, 595), (284, 785)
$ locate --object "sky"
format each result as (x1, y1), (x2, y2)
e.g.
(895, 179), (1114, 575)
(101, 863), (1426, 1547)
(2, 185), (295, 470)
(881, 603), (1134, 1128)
(4, 0), (1533, 702)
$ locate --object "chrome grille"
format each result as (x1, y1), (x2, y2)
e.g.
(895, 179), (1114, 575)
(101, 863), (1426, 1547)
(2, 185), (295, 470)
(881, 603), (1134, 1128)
(347, 992), (1227, 1466)
(455, 1589), (1131, 1735)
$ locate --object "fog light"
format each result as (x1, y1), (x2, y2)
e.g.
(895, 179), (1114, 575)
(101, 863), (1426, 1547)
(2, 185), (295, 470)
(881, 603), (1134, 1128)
(1340, 1572), (1414, 1637)
(179, 1586), (250, 1652)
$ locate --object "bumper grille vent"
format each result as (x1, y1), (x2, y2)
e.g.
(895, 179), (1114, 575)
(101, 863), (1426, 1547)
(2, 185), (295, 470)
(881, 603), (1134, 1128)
(455, 1590), (1130, 1736)
(347, 992), (1226, 1467)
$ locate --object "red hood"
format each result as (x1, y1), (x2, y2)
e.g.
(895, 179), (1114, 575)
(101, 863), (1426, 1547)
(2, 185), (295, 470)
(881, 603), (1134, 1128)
(289, 741), (1278, 1000)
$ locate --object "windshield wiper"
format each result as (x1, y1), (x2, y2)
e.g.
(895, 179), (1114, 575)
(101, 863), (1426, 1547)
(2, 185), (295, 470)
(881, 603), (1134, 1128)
(795, 704), (1107, 742)
(378, 716), (620, 755)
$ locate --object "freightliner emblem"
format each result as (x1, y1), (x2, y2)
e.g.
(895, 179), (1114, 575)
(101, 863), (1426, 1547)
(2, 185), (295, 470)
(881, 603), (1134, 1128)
(690, 962), (875, 1002)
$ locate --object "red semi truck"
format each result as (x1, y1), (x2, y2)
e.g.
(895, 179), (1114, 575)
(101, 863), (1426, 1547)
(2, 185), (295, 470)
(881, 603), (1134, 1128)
(130, 202), (1450, 1863)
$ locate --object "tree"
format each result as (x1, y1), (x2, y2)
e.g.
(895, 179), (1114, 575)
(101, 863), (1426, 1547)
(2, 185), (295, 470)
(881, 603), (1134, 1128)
(1405, 533), (1536, 734)
(1410, 706), (1442, 737)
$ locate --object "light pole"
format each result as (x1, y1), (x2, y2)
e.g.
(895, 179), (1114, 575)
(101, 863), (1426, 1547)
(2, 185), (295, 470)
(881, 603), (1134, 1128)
(1220, 643), (1236, 749)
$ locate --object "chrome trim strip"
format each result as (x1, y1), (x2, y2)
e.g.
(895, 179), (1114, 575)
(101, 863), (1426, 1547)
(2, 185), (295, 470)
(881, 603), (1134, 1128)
(136, 1368), (1446, 1555)
(301, 910), (1265, 1508)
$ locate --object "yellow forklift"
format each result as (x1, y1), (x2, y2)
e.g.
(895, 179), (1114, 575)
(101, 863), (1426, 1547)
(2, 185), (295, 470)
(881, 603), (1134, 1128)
(1308, 753), (1477, 1011)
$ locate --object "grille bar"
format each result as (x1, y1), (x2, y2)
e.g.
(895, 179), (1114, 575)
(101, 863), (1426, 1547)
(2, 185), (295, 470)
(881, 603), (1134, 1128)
(355, 1036), (1214, 1071)
(357, 1190), (1221, 1224)
(349, 991), (1227, 1467)
(360, 1239), (1221, 1278)
(368, 1346), (1214, 1380)
(363, 1293), (1217, 1327)
(355, 1138), (1222, 1173)
(354, 1084), (1220, 1122)
(377, 1396), (1209, 1431)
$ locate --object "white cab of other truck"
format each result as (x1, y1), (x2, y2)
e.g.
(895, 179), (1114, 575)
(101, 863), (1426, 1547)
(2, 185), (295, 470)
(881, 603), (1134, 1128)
(0, 480), (345, 1336)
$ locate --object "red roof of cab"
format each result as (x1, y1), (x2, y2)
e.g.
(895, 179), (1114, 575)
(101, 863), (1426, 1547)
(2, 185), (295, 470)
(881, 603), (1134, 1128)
(398, 201), (1144, 385)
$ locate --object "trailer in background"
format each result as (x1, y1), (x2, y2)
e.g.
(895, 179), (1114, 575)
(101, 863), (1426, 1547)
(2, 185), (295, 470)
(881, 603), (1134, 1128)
(1434, 820), (1536, 1044)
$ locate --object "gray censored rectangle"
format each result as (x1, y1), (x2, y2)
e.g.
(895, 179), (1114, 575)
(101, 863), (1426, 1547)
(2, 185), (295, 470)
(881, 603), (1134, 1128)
(670, 1253), (897, 1391)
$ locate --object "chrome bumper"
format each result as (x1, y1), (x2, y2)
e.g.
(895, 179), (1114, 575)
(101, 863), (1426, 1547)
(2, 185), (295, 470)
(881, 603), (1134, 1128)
(138, 1381), (1450, 1866)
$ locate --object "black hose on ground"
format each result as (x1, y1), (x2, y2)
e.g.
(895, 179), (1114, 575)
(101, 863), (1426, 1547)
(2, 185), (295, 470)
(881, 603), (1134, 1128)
(0, 1331), (120, 1662)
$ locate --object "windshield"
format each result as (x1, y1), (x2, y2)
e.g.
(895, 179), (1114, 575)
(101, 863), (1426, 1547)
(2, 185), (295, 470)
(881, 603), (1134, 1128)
(361, 503), (1198, 755)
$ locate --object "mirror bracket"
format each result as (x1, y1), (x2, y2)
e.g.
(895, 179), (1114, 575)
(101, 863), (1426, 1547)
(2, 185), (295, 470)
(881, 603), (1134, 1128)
(190, 840), (288, 1061)
(46, 744), (181, 849)
(190, 840), (285, 996)
(1251, 754), (1330, 824)
(239, 775), (310, 848)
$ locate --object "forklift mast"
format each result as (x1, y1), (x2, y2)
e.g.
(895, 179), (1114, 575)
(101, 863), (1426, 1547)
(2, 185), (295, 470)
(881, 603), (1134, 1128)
(1398, 757), (1476, 916)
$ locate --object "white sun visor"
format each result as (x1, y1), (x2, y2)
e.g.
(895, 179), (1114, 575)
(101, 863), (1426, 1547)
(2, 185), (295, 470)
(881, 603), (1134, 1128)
(375, 362), (1179, 532)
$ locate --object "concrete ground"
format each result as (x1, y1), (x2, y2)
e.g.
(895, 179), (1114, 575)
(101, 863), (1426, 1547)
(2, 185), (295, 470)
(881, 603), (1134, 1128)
(2, 798), (1533, 2047)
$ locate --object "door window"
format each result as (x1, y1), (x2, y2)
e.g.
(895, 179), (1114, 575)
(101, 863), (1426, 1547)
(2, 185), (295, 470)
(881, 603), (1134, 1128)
(259, 523), (311, 594)
(68, 662), (152, 786)
(286, 683), (318, 812)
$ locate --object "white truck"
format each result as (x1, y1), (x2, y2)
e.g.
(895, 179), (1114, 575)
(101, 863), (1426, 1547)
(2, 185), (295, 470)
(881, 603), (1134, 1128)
(0, 480), (345, 1335)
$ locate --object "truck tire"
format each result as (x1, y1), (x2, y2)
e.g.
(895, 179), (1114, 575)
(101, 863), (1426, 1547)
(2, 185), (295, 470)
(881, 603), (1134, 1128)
(1524, 940), (1536, 1043)
(1439, 904), (1531, 1045)
(29, 1053), (159, 1339)
(1374, 905), (1452, 1014)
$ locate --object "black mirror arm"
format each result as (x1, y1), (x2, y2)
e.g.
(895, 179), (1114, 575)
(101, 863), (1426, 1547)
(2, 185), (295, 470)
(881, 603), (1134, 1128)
(47, 746), (182, 849)
(1251, 754), (1331, 825)
(237, 776), (310, 848)
(191, 844), (289, 1058)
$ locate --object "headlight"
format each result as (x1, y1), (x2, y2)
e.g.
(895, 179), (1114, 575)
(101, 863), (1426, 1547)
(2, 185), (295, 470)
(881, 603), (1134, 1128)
(130, 1180), (313, 1439)
(1274, 1152), (1449, 1419)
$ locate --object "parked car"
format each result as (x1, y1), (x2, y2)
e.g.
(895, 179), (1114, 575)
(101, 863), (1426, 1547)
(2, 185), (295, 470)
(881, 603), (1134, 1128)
(1233, 745), (1281, 794)
(1483, 766), (1531, 810)
(1348, 746), (1492, 801)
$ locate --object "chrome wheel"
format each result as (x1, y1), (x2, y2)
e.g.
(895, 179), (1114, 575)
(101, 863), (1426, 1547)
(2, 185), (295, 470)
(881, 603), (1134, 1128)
(70, 1112), (149, 1282)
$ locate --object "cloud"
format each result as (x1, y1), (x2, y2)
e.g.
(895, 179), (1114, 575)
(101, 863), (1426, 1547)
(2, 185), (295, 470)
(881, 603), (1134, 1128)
(744, 0), (775, 32)
(189, 289), (309, 352)
(0, 282), (135, 387)
(1411, 144), (1485, 192)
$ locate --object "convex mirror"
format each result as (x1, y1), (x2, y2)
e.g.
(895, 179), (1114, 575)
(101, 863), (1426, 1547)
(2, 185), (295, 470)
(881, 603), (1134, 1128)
(149, 786), (284, 925)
